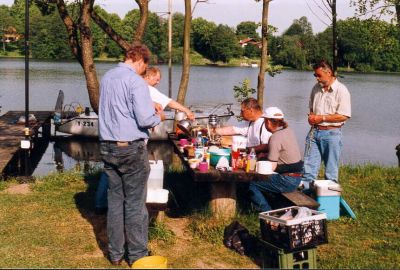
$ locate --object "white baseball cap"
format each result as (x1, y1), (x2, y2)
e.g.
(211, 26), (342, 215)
(262, 107), (284, 119)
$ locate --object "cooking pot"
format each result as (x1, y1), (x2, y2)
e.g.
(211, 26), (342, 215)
(177, 119), (193, 136)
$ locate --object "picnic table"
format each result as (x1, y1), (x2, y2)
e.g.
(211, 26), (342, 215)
(168, 133), (272, 218)
(168, 133), (319, 218)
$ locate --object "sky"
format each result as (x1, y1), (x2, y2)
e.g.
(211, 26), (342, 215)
(0, 0), (386, 34)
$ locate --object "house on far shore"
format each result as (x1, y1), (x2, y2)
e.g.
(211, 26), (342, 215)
(239, 37), (262, 49)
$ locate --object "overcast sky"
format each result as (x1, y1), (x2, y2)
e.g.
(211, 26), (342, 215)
(0, 0), (383, 34)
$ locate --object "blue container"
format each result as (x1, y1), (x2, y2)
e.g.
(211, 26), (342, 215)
(316, 196), (340, 220)
(209, 148), (231, 167)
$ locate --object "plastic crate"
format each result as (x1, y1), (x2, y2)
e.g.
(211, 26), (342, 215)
(259, 206), (328, 251)
(260, 239), (317, 269)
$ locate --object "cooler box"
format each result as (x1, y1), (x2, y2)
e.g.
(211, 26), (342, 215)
(312, 180), (342, 220)
(148, 160), (164, 189)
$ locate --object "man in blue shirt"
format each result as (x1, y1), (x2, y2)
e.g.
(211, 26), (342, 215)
(99, 44), (164, 267)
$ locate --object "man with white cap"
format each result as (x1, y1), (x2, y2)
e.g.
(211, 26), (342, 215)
(249, 107), (304, 212)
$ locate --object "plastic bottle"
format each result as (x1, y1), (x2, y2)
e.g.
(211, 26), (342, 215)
(196, 131), (203, 148)
(248, 148), (257, 172)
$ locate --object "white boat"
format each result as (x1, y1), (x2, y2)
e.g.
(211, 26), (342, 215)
(53, 90), (234, 140)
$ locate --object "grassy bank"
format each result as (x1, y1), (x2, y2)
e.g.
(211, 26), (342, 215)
(0, 164), (399, 268)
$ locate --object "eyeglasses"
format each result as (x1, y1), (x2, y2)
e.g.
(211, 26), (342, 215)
(313, 73), (322, 78)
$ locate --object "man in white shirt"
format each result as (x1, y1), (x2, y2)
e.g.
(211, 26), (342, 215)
(144, 67), (195, 120)
(214, 98), (271, 158)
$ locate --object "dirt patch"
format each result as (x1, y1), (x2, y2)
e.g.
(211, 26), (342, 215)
(3, 183), (31, 194)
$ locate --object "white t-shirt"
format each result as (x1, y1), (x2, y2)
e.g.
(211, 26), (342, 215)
(232, 117), (272, 147)
(149, 85), (171, 109)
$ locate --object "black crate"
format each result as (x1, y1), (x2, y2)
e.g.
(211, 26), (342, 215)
(259, 207), (328, 251)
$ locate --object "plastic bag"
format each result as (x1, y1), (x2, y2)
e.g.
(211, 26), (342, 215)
(223, 221), (256, 256)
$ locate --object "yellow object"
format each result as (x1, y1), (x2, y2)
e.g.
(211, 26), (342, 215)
(131, 256), (167, 269)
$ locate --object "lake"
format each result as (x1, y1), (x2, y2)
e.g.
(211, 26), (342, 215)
(0, 58), (399, 176)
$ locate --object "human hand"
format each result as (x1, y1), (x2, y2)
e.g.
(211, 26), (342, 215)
(154, 102), (163, 114)
(186, 110), (195, 121)
(308, 113), (323, 125)
(157, 110), (166, 121)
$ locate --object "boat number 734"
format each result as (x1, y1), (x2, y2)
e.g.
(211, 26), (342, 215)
(77, 120), (95, 127)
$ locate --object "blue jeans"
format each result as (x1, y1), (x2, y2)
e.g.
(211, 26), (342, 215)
(100, 140), (150, 265)
(303, 128), (343, 183)
(95, 172), (108, 209)
(249, 174), (301, 212)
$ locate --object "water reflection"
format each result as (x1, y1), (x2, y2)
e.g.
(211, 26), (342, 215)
(33, 138), (175, 176)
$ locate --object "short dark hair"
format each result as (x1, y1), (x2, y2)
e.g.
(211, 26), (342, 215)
(124, 43), (151, 64)
(313, 59), (333, 74)
(241, 97), (261, 111)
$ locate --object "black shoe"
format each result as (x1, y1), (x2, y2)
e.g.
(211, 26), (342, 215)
(95, 207), (108, 215)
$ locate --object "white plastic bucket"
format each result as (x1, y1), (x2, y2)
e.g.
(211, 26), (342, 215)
(148, 160), (164, 189)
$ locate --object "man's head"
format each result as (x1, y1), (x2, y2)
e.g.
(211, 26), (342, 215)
(143, 66), (161, 87)
(124, 43), (151, 75)
(313, 59), (334, 89)
(240, 98), (263, 121)
(262, 107), (287, 132)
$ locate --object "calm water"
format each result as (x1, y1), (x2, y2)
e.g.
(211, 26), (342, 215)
(0, 58), (399, 176)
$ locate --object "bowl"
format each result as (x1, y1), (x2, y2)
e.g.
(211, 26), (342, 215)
(209, 148), (231, 167)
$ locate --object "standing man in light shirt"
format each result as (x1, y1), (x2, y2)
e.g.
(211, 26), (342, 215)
(99, 44), (164, 267)
(144, 66), (195, 121)
(303, 59), (351, 186)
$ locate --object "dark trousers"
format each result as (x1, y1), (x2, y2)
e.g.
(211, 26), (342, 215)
(100, 140), (150, 265)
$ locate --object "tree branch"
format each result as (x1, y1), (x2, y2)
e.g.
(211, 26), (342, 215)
(55, 0), (83, 66)
(90, 9), (131, 51)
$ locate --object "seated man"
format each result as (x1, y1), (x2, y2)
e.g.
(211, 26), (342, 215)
(214, 97), (271, 159)
(249, 107), (304, 212)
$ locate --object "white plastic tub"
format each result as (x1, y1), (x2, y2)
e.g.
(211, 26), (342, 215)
(146, 188), (169, 203)
(148, 160), (164, 189)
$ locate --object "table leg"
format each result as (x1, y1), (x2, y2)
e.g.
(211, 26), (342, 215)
(209, 182), (237, 219)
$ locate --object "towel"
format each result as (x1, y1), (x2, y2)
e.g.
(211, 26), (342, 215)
(216, 156), (231, 171)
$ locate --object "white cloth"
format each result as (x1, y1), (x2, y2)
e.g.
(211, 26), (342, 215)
(232, 117), (271, 147)
(149, 85), (171, 109)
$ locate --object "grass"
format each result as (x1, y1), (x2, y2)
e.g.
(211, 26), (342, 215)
(0, 164), (398, 268)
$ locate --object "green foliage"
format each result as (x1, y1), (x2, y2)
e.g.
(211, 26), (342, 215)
(236, 21), (260, 39)
(233, 78), (256, 103)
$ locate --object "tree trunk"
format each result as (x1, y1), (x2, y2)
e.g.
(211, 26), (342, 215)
(134, 0), (149, 42)
(176, 0), (191, 105)
(395, 1), (400, 27)
(331, 0), (338, 74)
(257, 0), (271, 108)
(80, 0), (99, 114)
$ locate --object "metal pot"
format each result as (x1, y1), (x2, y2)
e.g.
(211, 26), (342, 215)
(177, 119), (192, 136)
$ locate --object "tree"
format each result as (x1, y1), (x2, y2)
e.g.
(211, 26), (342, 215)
(191, 17), (216, 58)
(256, 0), (272, 108)
(176, 0), (191, 105)
(208, 24), (241, 63)
(236, 21), (260, 39)
(350, 0), (400, 26)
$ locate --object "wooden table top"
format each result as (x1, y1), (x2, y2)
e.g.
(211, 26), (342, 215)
(168, 133), (272, 183)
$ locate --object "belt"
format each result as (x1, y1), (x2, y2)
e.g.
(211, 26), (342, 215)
(102, 139), (143, 146)
(282, 172), (303, 177)
(314, 125), (342, 130)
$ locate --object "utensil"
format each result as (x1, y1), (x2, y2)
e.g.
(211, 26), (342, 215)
(177, 119), (192, 136)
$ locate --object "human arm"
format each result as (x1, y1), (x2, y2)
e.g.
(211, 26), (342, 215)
(308, 113), (349, 126)
(167, 100), (195, 121)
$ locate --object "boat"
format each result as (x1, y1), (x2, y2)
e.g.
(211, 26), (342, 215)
(53, 90), (235, 140)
